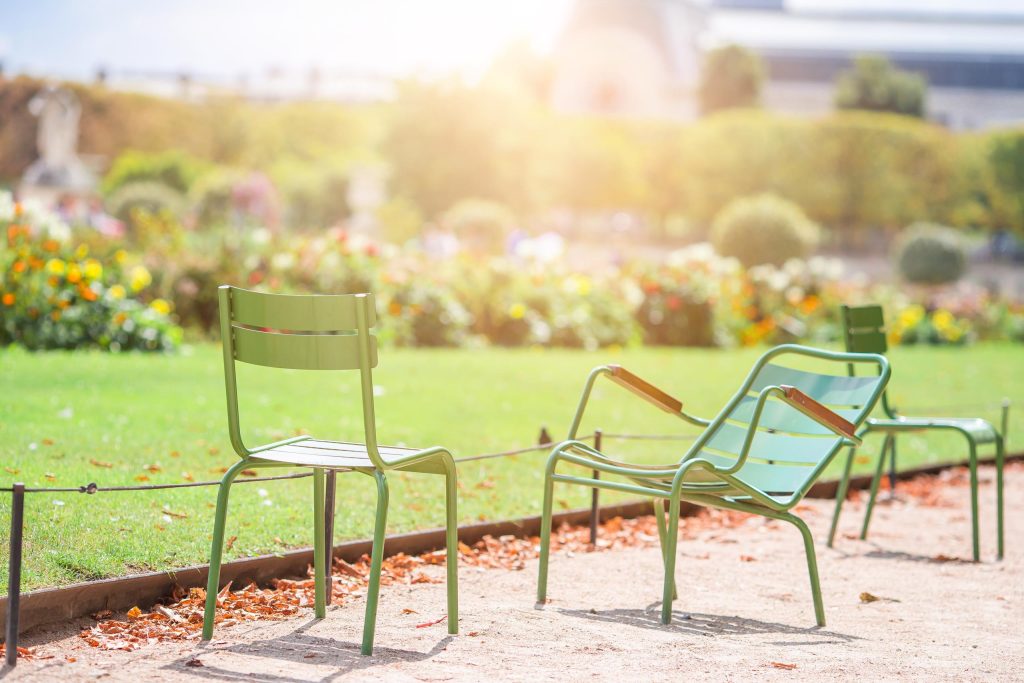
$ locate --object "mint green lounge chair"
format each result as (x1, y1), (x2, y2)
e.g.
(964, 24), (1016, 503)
(201, 286), (459, 655)
(826, 304), (1006, 561)
(537, 344), (890, 626)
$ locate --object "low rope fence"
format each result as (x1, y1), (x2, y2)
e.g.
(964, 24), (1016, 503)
(1, 396), (1014, 667)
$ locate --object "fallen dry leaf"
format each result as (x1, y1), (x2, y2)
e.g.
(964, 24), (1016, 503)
(415, 615), (448, 629)
(144, 463), (162, 474)
(225, 535), (237, 551)
(89, 459), (114, 469)
(770, 662), (797, 670)
(126, 606), (142, 619)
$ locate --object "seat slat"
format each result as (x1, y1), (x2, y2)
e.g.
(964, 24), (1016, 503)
(268, 444), (374, 464)
(230, 287), (375, 331)
(704, 422), (842, 465)
(727, 396), (862, 436)
(232, 326), (377, 371)
(292, 439), (417, 458)
(698, 452), (814, 496)
(750, 364), (879, 406)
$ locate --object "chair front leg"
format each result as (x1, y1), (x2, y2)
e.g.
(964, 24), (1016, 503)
(860, 434), (892, 540)
(361, 470), (390, 656)
(536, 456), (558, 605)
(996, 434), (1005, 561)
(782, 512), (826, 627)
(443, 457), (459, 635)
(653, 499), (677, 599)
(660, 494), (681, 625)
(202, 459), (250, 640)
(827, 445), (856, 548)
(966, 438), (980, 562)
(313, 468), (327, 618)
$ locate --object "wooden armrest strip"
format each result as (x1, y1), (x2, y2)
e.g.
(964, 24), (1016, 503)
(780, 385), (858, 440)
(607, 365), (683, 415)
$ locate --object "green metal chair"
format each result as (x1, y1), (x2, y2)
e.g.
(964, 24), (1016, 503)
(537, 344), (890, 627)
(826, 304), (1006, 562)
(201, 286), (459, 655)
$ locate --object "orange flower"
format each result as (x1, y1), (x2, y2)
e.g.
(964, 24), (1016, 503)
(79, 285), (98, 302)
(388, 301), (402, 316)
(51, 310), (61, 321)
(12, 261), (26, 273)
(42, 240), (59, 252)
(800, 295), (821, 314)
(1, 293), (14, 306)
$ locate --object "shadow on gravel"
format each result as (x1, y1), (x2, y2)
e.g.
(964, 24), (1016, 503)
(558, 605), (859, 645)
(162, 620), (453, 682)
(864, 549), (974, 564)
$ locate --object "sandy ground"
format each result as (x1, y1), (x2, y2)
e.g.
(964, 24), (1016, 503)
(4, 464), (1022, 682)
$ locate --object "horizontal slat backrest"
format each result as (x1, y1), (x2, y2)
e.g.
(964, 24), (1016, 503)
(230, 287), (376, 331)
(749, 364), (879, 407)
(842, 304), (887, 354)
(698, 346), (888, 499)
(232, 326), (377, 370)
(225, 287), (377, 372)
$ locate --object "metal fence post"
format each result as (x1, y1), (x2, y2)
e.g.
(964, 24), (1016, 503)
(590, 430), (602, 545)
(323, 470), (337, 605)
(5, 483), (25, 668)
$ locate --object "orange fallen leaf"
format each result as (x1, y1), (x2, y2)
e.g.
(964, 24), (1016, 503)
(401, 608), (418, 614)
(144, 463), (162, 473)
(42, 438), (54, 446)
(225, 535), (237, 551)
(475, 479), (496, 490)
(4, 467), (19, 474)
(240, 470), (257, 477)
(134, 475), (150, 482)
(90, 459), (114, 468)
(182, 472), (194, 482)
(170, 450), (181, 458)
(44, 473), (56, 481)
(126, 606), (142, 620)
(740, 555), (757, 562)
(415, 615), (447, 629)
(770, 662), (797, 670)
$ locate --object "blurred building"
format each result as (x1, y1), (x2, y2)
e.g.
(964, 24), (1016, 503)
(550, 0), (1024, 128)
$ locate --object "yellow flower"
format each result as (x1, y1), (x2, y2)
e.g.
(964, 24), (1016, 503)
(108, 284), (126, 300)
(114, 250), (128, 265)
(150, 298), (171, 315)
(46, 259), (66, 276)
(508, 303), (527, 320)
(899, 305), (925, 328)
(931, 309), (955, 331)
(83, 259), (103, 281)
(74, 244), (89, 259)
(575, 276), (592, 296)
(129, 265), (152, 292)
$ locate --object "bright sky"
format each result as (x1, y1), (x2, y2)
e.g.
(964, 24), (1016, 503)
(0, 0), (574, 81)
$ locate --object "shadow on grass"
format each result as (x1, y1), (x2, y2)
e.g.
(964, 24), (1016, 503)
(557, 604), (859, 645)
(162, 620), (453, 683)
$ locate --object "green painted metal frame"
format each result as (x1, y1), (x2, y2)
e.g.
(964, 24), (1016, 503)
(202, 286), (459, 655)
(826, 304), (1006, 561)
(537, 344), (890, 627)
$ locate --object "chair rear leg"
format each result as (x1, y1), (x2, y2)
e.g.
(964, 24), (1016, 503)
(996, 435), (1005, 561)
(860, 435), (892, 540)
(786, 513), (826, 627)
(967, 439), (980, 562)
(361, 471), (390, 656)
(827, 446), (856, 548)
(660, 495), (681, 625)
(202, 460), (248, 640)
(653, 499), (677, 599)
(313, 468), (326, 619)
(536, 468), (556, 604)
(887, 437), (898, 500)
(444, 461), (459, 634)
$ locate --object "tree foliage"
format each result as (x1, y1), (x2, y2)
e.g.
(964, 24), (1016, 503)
(698, 45), (764, 115)
(835, 55), (927, 118)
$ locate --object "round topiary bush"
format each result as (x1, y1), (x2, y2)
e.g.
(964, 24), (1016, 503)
(894, 223), (966, 285)
(710, 193), (820, 267)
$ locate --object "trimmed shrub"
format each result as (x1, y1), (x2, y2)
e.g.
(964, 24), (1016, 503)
(710, 193), (820, 267)
(441, 198), (515, 255)
(895, 223), (966, 284)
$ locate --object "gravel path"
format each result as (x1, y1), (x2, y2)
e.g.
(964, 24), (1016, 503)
(6, 464), (1021, 682)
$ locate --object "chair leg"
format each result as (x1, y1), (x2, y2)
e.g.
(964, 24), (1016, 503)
(202, 459), (249, 640)
(860, 435), (892, 540)
(444, 461), (459, 635)
(536, 467), (555, 604)
(660, 495), (681, 625)
(967, 439), (980, 562)
(887, 437), (898, 500)
(361, 471), (390, 656)
(996, 435), (1005, 561)
(827, 446), (856, 548)
(785, 513), (826, 627)
(652, 499), (677, 599)
(313, 468), (326, 619)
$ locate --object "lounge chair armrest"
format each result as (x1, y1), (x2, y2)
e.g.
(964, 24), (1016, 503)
(607, 365), (684, 416)
(779, 385), (862, 445)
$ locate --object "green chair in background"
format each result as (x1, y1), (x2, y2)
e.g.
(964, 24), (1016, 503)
(201, 286), (459, 655)
(826, 304), (1005, 561)
(537, 344), (890, 627)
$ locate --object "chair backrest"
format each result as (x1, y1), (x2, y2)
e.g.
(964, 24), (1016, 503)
(840, 304), (887, 354)
(218, 285), (383, 462)
(686, 345), (890, 505)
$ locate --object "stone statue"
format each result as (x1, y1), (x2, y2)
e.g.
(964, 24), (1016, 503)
(21, 85), (95, 194)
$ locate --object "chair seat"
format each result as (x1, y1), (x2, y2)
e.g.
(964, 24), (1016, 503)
(250, 438), (421, 470)
(866, 416), (999, 443)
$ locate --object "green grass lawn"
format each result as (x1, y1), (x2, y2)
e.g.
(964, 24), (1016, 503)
(1, 343), (1020, 591)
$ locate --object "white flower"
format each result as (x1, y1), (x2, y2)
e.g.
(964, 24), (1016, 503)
(0, 191), (14, 221)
